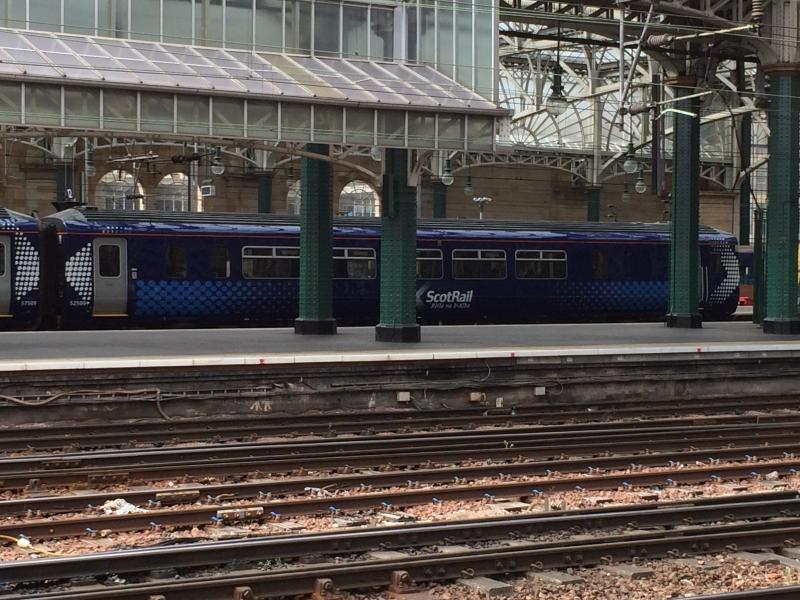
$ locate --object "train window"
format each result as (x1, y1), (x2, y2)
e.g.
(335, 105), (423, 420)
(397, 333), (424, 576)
(98, 244), (121, 278)
(708, 252), (723, 276)
(209, 246), (230, 279)
(417, 249), (443, 280)
(515, 250), (567, 280)
(165, 244), (188, 279)
(0, 242), (5, 276)
(452, 249), (507, 279)
(242, 246), (300, 278)
(334, 247), (376, 279)
(591, 250), (609, 280)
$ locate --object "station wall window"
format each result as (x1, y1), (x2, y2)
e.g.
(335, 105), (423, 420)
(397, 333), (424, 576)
(314, 1), (340, 56)
(0, 242), (6, 276)
(98, 245), (121, 277)
(30, 0), (61, 32)
(515, 250), (567, 280)
(165, 244), (188, 279)
(452, 249), (506, 280)
(209, 245), (230, 278)
(416, 249), (442, 280)
(334, 247), (376, 279)
(242, 246), (300, 278)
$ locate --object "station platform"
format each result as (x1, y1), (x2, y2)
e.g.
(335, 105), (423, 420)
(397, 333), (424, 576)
(1, 321), (800, 372)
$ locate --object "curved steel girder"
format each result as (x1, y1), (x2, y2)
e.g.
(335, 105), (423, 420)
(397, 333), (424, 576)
(416, 147), (730, 190)
(0, 130), (383, 185)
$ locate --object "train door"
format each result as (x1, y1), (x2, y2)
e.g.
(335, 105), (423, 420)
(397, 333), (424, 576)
(92, 238), (127, 315)
(0, 236), (9, 315)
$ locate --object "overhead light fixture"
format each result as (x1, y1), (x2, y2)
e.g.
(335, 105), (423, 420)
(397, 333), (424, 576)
(211, 145), (225, 176)
(546, 23), (568, 117)
(621, 179), (631, 204)
(635, 165), (647, 194)
(464, 174), (474, 196)
(369, 146), (382, 162)
(622, 140), (638, 174)
(441, 159), (454, 186)
(287, 163), (295, 184)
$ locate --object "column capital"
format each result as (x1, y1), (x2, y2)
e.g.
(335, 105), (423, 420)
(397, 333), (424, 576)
(663, 75), (696, 88)
(585, 184), (602, 192)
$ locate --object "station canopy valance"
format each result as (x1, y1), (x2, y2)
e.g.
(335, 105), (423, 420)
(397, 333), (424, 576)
(0, 28), (505, 150)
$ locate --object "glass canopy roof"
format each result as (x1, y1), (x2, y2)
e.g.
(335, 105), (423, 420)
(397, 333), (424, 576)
(0, 28), (501, 116)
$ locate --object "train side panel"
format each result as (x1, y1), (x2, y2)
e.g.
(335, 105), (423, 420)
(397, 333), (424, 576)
(45, 210), (739, 329)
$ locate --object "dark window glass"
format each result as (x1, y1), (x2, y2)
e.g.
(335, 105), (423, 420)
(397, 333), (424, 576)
(708, 252), (723, 276)
(99, 244), (121, 277)
(592, 250), (609, 280)
(334, 247), (376, 279)
(515, 249), (567, 280)
(452, 249), (506, 279)
(209, 245), (229, 278)
(242, 246), (300, 278)
(0, 242), (5, 276)
(166, 244), (188, 279)
(591, 249), (628, 280)
(416, 249), (442, 279)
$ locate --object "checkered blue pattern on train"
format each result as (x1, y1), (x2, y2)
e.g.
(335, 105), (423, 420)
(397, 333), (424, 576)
(133, 279), (674, 318)
(551, 280), (670, 312)
(133, 280), (298, 317)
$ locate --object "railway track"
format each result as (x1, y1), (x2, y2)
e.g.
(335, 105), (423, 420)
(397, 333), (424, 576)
(3, 492), (800, 599)
(3, 417), (800, 490)
(694, 588), (800, 599)
(5, 456), (800, 540)
(2, 396), (798, 452)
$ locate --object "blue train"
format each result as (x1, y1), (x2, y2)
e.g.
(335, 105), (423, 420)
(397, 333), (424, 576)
(0, 206), (740, 330)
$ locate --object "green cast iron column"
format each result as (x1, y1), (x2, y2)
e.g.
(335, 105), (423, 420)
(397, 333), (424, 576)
(433, 182), (447, 218)
(375, 148), (421, 343)
(257, 174), (272, 213)
(763, 67), (800, 334)
(586, 186), (601, 222)
(665, 80), (702, 328)
(738, 112), (752, 245)
(753, 207), (766, 324)
(294, 143), (337, 335)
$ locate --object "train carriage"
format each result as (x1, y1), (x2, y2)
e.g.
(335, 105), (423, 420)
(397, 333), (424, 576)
(0, 208), (41, 330)
(40, 208), (740, 329)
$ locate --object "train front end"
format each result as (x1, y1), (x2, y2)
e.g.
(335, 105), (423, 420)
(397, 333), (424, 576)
(0, 208), (41, 330)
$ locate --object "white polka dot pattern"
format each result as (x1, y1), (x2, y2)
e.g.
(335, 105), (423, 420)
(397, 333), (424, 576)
(65, 244), (93, 302)
(13, 233), (39, 300)
(710, 242), (740, 302)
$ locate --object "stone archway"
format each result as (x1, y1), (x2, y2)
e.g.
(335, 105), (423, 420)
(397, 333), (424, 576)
(338, 180), (380, 217)
(95, 170), (145, 210)
(153, 172), (201, 212)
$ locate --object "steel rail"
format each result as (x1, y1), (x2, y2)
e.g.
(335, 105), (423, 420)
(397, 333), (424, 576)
(690, 587), (800, 599)
(4, 519), (800, 599)
(3, 429), (800, 491)
(5, 414), (800, 471)
(2, 495), (800, 584)
(3, 461), (798, 543)
(4, 459), (800, 528)
(3, 397), (797, 451)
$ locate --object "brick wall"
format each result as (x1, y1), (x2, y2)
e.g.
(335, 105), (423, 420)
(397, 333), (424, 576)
(0, 143), (735, 233)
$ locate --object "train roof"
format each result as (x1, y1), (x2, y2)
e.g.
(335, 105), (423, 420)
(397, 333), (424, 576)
(0, 207), (39, 231)
(42, 207), (736, 242)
